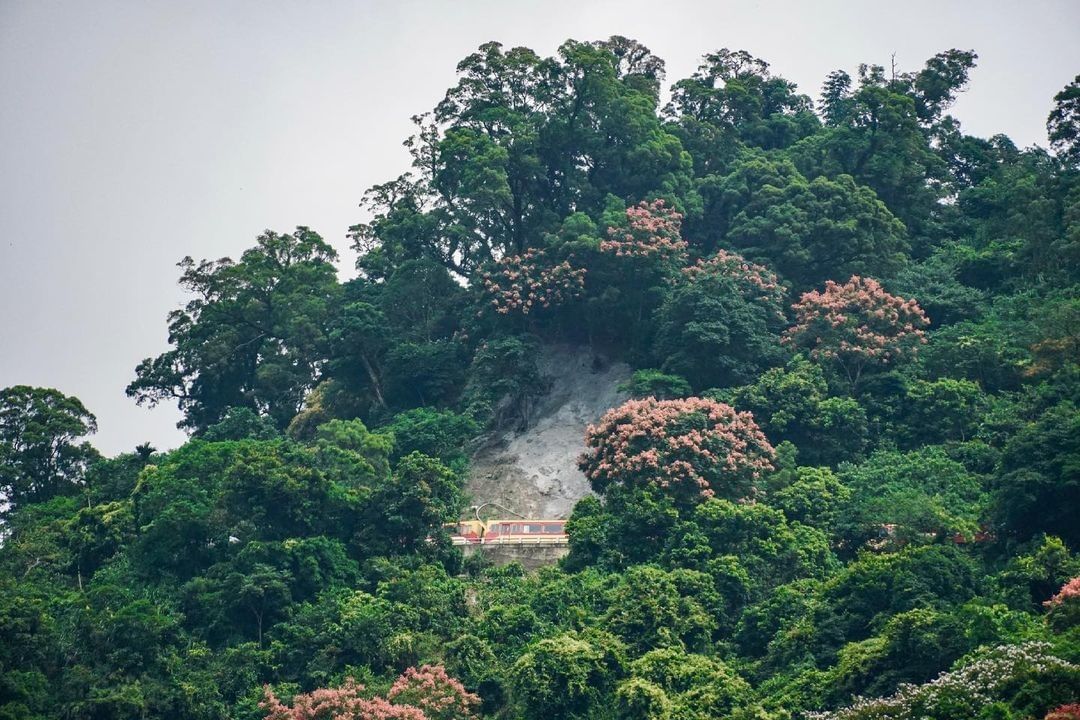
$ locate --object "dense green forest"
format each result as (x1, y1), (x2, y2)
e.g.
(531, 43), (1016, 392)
(2, 37), (1079, 720)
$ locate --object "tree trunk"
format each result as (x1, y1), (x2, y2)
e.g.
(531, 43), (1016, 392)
(360, 353), (388, 410)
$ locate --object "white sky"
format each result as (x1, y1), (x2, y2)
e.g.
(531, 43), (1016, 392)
(2, 0), (1078, 456)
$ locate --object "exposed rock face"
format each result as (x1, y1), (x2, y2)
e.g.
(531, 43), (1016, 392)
(466, 345), (630, 519)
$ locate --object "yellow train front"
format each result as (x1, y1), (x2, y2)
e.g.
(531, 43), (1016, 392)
(445, 520), (485, 545)
(445, 519), (567, 545)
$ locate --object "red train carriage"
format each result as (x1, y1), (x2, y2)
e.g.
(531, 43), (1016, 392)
(482, 519), (567, 544)
(443, 519), (568, 545)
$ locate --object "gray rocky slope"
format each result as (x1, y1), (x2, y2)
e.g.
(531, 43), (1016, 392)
(465, 345), (629, 519)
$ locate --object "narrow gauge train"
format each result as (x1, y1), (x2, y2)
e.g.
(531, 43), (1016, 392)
(445, 519), (567, 545)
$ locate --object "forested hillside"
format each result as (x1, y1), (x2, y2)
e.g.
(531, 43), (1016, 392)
(2, 38), (1079, 720)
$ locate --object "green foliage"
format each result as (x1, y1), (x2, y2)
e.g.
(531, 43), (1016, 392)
(789, 59), (954, 247)
(727, 356), (869, 466)
(509, 630), (626, 720)
(462, 336), (547, 430)
(669, 49), (815, 154)
(993, 402), (1080, 546)
(201, 406), (281, 442)
(823, 545), (982, 637)
(902, 378), (989, 446)
(618, 370), (691, 400)
(627, 647), (753, 719)
(360, 452), (465, 556)
(603, 565), (716, 653)
(836, 447), (989, 550)
(381, 260), (467, 342)
(5, 37), (1080, 720)
(614, 677), (672, 720)
(770, 466), (851, 534)
(676, 498), (838, 591)
(829, 607), (969, 699)
(383, 340), (470, 410)
(994, 536), (1080, 611)
(890, 253), (987, 326)
(354, 39), (696, 278)
(383, 408), (480, 472)
(1048, 75), (1080, 166)
(725, 170), (908, 288)
(653, 264), (784, 388)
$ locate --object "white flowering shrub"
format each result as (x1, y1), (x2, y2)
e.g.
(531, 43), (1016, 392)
(807, 642), (1080, 720)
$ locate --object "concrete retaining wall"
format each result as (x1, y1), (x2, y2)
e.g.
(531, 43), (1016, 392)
(461, 543), (569, 571)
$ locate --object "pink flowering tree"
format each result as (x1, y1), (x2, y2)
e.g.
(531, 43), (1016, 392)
(262, 666), (478, 720)
(590, 200), (689, 349)
(682, 249), (786, 315)
(387, 665), (481, 720)
(782, 275), (929, 392)
(261, 679), (426, 720)
(1045, 577), (1080, 631)
(480, 248), (586, 316)
(600, 199), (688, 266)
(579, 397), (775, 505)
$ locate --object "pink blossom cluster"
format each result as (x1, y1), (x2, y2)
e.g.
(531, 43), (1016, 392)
(579, 396), (775, 501)
(1046, 704), (1080, 720)
(683, 249), (785, 312)
(782, 276), (928, 386)
(262, 666), (477, 720)
(388, 665), (480, 720)
(1045, 577), (1080, 607)
(600, 200), (688, 263)
(481, 248), (586, 315)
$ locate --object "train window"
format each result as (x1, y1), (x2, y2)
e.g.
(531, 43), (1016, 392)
(544, 524), (563, 533)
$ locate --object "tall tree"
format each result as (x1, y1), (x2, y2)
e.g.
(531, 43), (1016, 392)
(352, 38), (695, 279)
(668, 48), (818, 159)
(790, 52), (977, 250)
(127, 228), (340, 432)
(723, 169), (909, 288)
(0, 386), (99, 513)
(1048, 74), (1080, 166)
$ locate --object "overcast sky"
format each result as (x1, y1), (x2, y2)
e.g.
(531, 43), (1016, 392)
(1, 0), (1078, 456)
